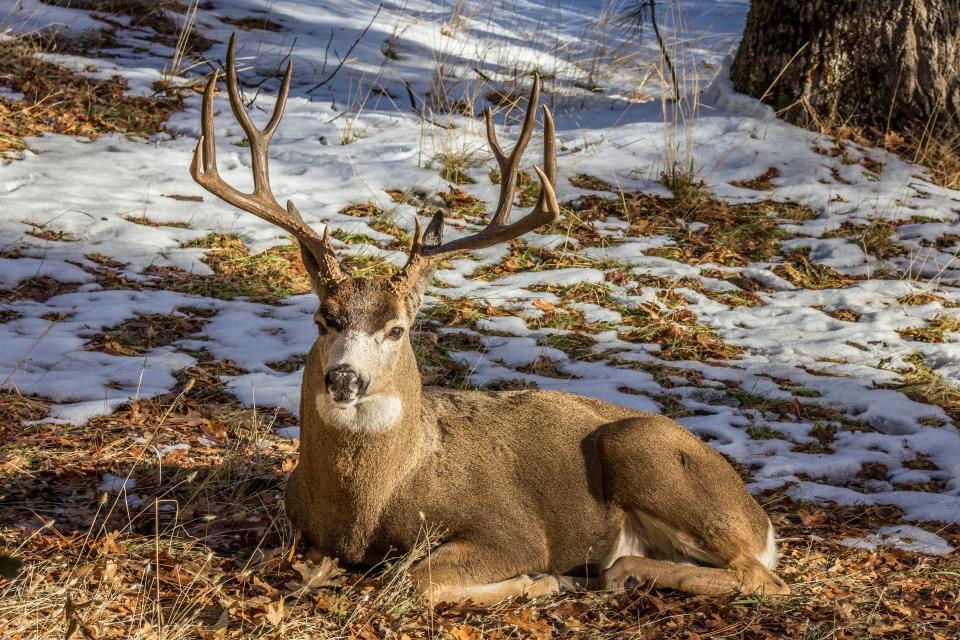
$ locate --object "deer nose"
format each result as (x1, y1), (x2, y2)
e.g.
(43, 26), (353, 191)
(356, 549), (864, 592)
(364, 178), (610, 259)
(324, 365), (366, 401)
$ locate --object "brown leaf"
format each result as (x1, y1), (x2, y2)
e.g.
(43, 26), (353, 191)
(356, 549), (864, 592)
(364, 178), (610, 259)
(264, 599), (284, 627)
(291, 556), (344, 590)
(505, 610), (554, 639)
(867, 622), (907, 634)
(798, 509), (826, 527)
(532, 298), (556, 313)
(449, 624), (481, 640)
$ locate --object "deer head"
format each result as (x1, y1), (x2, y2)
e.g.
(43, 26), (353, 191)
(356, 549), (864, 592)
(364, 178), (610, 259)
(190, 35), (559, 426)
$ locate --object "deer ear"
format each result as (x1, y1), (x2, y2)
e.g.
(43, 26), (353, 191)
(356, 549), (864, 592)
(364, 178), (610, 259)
(299, 241), (330, 295)
(423, 211), (444, 247)
(403, 268), (432, 315)
(400, 212), (443, 312)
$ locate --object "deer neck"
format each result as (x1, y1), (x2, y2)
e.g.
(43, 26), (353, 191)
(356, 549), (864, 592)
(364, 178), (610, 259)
(299, 342), (429, 560)
(302, 341), (428, 494)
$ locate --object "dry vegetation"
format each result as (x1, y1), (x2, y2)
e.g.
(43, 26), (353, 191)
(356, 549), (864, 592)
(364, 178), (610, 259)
(0, 36), (187, 157)
(2, 382), (958, 639)
(567, 187), (818, 268)
(794, 100), (960, 190)
(4, 177), (957, 635)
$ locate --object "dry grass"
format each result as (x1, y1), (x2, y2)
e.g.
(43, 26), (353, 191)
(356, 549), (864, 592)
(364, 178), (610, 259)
(0, 275), (81, 303)
(618, 306), (741, 361)
(473, 241), (624, 280)
(39, 0), (213, 54)
(419, 297), (502, 328)
(87, 236), (310, 303)
(569, 190), (807, 268)
(897, 291), (947, 306)
(0, 36), (186, 157)
(825, 220), (907, 260)
(567, 173), (614, 192)
(774, 250), (863, 290)
(897, 315), (960, 344)
(799, 98), (960, 191)
(730, 167), (781, 191)
(219, 15), (284, 32)
(889, 355), (960, 424)
(173, 233), (311, 302)
(85, 310), (211, 356)
(633, 274), (762, 308)
(411, 328), (480, 388)
(882, 128), (960, 190)
(124, 215), (190, 229)
(2, 391), (957, 640)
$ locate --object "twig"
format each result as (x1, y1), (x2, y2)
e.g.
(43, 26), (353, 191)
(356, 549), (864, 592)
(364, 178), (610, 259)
(401, 79), (455, 130)
(307, 4), (382, 94)
(247, 36), (299, 106)
(622, 1), (678, 101)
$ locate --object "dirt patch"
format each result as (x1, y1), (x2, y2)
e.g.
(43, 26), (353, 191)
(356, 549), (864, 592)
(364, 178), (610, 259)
(730, 166), (780, 190)
(0, 276), (81, 303)
(85, 310), (210, 356)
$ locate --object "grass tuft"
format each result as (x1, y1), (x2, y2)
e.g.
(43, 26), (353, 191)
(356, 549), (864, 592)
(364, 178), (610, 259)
(774, 250), (861, 289)
(897, 315), (960, 343)
(86, 310), (209, 356)
(573, 191), (787, 267)
(145, 233), (312, 302)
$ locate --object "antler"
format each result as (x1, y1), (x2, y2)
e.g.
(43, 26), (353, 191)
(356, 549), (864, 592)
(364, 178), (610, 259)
(190, 34), (344, 288)
(393, 73), (560, 292)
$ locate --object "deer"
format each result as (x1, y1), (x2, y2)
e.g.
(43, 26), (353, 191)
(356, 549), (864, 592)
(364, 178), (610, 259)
(190, 35), (790, 605)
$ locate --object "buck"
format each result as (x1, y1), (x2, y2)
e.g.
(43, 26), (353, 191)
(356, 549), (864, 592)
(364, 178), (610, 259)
(190, 36), (789, 604)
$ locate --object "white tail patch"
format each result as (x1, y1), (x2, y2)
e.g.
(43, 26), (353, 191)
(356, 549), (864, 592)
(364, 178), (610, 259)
(605, 511), (725, 569)
(604, 516), (646, 568)
(756, 519), (778, 570)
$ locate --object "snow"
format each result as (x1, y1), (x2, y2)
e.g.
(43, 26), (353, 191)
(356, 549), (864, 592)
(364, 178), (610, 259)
(840, 525), (955, 557)
(98, 473), (136, 494)
(2, 0), (959, 541)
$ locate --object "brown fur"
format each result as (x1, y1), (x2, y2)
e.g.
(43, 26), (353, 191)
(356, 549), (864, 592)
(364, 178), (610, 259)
(285, 280), (789, 604)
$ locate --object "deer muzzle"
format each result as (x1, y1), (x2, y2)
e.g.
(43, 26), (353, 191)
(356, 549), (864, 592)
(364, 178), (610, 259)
(325, 364), (367, 404)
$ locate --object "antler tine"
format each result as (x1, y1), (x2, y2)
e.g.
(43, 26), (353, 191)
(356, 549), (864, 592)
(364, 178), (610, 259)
(392, 74), (559, 293)
(537, 105), (557, 207)
(483, 74), (541, 226)
(190, 34), (344, 287)
(225, 33), (291, 196)
(421, 74), (558, 257)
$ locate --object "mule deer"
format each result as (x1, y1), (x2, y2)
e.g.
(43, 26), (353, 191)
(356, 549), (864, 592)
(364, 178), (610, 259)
(190, 36), (789, 604)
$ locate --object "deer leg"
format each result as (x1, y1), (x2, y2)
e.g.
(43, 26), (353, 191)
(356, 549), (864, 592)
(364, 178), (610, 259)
(597, 417), (791, 597)
(409, 541), (579, 606)
(601, 555), (789, 596)
(421, 573), (579, 606)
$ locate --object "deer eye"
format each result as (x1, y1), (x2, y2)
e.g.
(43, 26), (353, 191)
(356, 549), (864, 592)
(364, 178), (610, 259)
(387, 326), (405, 340)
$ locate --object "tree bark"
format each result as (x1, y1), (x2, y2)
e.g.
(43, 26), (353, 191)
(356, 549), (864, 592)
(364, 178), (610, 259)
(730, 0), (960, 139)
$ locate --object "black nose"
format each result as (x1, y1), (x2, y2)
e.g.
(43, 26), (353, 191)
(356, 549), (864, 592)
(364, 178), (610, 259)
(325, 365), (364, 397)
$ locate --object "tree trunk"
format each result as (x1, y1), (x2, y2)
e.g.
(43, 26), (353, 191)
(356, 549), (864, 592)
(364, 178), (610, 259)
(730, 0), (960, 139)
